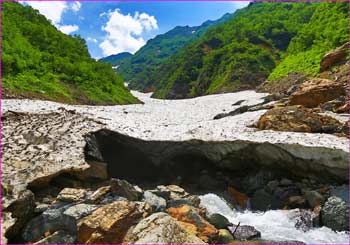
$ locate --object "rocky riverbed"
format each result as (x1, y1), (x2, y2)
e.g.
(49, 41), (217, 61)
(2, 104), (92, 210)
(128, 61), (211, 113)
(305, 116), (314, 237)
(2, 89), (349, 244)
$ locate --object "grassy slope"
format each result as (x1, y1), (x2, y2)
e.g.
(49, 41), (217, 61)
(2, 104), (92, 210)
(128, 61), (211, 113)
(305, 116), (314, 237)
(268, 2), (348, 81)
(152, 2), (318, 99)
(2, 2), (139, 105)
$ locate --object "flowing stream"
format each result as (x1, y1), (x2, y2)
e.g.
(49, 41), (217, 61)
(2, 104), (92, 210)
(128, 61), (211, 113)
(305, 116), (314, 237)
(200, 193), (349, 244)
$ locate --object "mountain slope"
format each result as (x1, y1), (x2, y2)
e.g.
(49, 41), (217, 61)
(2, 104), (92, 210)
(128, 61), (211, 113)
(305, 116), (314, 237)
(2, 2), (138, 105)
(99, 52), (132, 67)
(152, 2), (319, 99)
(268, 2), (348, 81)
(116, 13), (233, 92)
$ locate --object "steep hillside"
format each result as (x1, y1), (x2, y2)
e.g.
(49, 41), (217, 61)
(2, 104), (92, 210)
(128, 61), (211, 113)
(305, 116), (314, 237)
(116, 13), (233, 92)
(152, 2), (319, 99)
(99, 52), (132, 67)
(2, 2), (139, 105)
(268, 2), (348, 81)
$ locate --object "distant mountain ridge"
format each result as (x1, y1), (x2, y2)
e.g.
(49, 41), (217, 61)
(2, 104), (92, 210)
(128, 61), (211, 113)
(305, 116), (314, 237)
(99, 52), (132, 67)
(151, 2), (348, 99)
(112, 12), (234, 92)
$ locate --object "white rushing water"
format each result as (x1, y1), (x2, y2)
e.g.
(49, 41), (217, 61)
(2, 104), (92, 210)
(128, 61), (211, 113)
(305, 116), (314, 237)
(200, 193), (349, 244)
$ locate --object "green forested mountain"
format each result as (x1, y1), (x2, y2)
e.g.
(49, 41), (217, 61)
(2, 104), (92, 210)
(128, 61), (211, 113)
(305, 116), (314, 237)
(268, 2), (348, 81)
(3, 2), (138, 105)
(99, 52), (133, 67)
(151, 2), (347, 99)
(115, 13), (233, 92)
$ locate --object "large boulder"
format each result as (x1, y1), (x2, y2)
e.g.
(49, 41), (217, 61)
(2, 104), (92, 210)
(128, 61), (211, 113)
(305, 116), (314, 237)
(321, 196), (349, 232)
(124, 212), (205, 244)
(257, 105), (345, 134)
(289, 78), (346, 108)
(320, 42), (349, 72)
(167, 204), (218, 243)
(77, 200), (151, 244)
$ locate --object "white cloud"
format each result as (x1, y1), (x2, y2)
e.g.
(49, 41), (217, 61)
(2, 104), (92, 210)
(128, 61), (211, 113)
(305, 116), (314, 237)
(71, 2), (81, 12)
(232, 1), (250, 10)
(21, 1), (81, 34)
(87, 37), (98, 43)
(99, 9), (158, 56)
(23, 1), (68, 25)
(59, 25), (79, 34)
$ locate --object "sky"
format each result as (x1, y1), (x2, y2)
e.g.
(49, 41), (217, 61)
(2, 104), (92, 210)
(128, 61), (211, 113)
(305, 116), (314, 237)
(20, 1), (249, 59)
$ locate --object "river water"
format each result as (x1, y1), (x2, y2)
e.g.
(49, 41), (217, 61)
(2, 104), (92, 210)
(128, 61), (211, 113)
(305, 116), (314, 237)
(200, 193), (349, 244)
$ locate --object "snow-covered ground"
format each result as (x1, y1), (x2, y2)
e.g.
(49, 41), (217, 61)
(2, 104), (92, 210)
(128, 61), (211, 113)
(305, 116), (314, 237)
(2, 90), (348, 152)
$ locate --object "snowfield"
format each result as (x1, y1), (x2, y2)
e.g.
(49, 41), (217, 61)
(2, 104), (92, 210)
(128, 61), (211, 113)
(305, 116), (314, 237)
(2, 90), (348, 152)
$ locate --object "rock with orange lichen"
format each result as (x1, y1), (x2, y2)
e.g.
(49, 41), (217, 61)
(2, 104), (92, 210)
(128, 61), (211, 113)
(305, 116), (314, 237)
(167, 204), (218, 243)
(77, 200), (151, 244)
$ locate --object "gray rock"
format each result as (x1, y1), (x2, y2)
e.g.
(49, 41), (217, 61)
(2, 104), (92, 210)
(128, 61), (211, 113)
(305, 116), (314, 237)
(213, 105), (249, 120)
(34, 230), (76, 244)
(143, 191), (166, 212)
(251, 189), (273, 211)
(110, 178), (143, 201)
(321, 196), (349, 231)
(63, 203), (98, 220)
(305, 191), (325, 208)
(228, 224), (261, 240)
(232, 100), (245, 106)
(207, 213), (232, 229)
(125, 212), (205, 244)
(99, 194), (127, 205)
(23, 208), (77, 243)
(288, 209), (315, 232)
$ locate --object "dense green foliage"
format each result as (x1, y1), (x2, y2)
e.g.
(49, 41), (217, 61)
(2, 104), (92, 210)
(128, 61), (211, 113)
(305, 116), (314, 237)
(115, 13), (233, 91)
(152, 2), (319, 99)
(3, 2), (138, 104)
(268, 2), (349, 81)
(99, 52), (132, 67)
